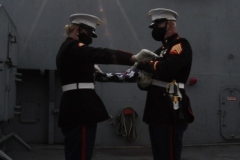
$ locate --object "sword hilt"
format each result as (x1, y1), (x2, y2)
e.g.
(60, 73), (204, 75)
(166, 80), (181, 103)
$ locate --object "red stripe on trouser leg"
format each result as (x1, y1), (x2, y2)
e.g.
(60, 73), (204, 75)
(81, 126), (86, 160)
(170, 126), (174, 160)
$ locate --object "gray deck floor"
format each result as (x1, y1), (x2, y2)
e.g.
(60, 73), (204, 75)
(5, 143), (240, 160)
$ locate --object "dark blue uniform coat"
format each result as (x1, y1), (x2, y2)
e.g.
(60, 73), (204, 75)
(56, 37), (134, 127)
(137, 34), (194, 125)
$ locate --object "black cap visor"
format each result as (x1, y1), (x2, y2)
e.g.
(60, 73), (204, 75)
(77, 23), (97, 38)
(149, 18), (168, 28)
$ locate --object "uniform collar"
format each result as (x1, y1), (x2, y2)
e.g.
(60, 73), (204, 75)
(66, 37), (75, 41)
(162, 33), (179, 45)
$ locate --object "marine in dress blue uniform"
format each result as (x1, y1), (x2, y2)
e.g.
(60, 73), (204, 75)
(137, 8), (194, 160)
(56, 13), (158, 160)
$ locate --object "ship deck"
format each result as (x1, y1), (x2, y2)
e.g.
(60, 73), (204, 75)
(6, 143), (240, 160)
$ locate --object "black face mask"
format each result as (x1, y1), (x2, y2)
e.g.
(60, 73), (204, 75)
(151, 21), (168, 41)
(151, 27), (166, 41)
(78, 32), (92, 45)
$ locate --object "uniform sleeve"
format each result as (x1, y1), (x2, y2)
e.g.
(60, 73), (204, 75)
(69, 42), (134, 66)
(138, 39), (192, 78)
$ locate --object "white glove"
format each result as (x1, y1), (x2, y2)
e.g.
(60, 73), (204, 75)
(137, 71), (153, 88)
(134, 49), (159, 62)
(94, 64), (103, 73)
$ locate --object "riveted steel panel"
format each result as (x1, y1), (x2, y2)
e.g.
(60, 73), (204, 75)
(220, 87), (240, 140)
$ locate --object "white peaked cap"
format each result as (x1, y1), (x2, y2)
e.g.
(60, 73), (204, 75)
(149, 8), (178, 21)
(69, 13), (101, 30)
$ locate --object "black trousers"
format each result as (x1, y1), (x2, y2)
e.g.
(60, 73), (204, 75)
(61, 124), (97, 160)
(149, 124), (188, 160)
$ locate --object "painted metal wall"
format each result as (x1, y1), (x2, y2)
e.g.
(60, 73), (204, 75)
(0, 4), (18, 121)
(0, 0), (240, 146)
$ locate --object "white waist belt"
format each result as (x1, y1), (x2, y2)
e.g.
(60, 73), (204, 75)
(152, 79), (184, 89)
(62, 83), (95, 92)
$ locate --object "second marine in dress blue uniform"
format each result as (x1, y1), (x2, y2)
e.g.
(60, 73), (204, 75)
(137, 8), (194, 160)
